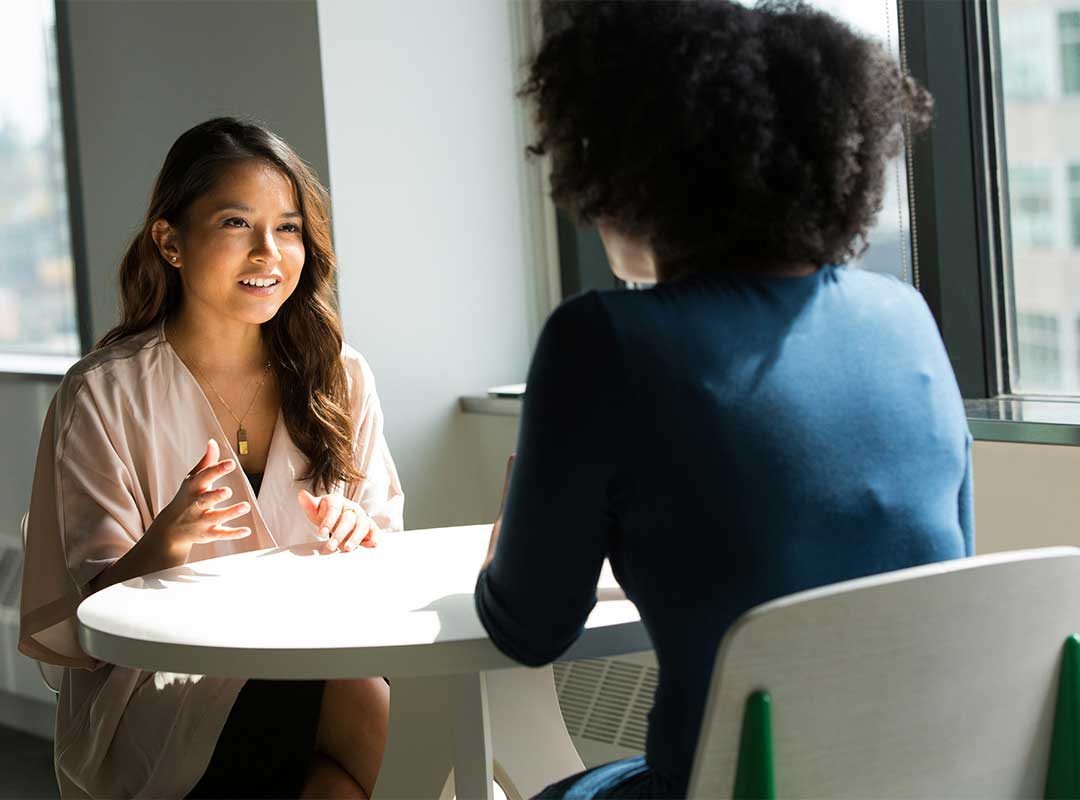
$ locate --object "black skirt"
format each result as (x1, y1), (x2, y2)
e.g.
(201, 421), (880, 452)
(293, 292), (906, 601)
(185, 679), (326, 799)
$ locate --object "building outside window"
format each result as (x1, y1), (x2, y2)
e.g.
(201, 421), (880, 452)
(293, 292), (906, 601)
(1016, 312), (1062, 391)
(1069, 164), (1080, 248)
(1009, 165), (1055, 251)
(1002, 9), (1053, 101)
(1060, 10), (1080, 94)
(0, 0), (79, 358)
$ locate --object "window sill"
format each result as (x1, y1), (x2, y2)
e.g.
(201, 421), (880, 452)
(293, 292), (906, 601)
(964, 397), (1080, 446)
(459, 396), (523, 417)
(462, 394), (1080, 447)
(0, 353), (79, 379)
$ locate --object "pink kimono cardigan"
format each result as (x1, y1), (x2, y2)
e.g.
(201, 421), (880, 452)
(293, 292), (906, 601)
(19, 322), (404, 799)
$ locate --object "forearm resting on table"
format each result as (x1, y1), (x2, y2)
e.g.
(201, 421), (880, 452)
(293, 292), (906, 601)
(88, 528), (191, 595)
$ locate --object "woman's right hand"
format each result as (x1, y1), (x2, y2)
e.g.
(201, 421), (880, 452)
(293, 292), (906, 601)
(88, 440), (253, 595)
(149, 439), (252, 550)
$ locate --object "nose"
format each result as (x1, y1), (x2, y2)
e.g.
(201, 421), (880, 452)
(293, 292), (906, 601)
(250, 226), (281, 265)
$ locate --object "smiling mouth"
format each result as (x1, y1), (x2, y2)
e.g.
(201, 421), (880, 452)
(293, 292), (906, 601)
(238, 277), (281, 288)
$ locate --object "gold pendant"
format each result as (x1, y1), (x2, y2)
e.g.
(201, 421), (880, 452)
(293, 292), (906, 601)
(237, 425), (249, 456)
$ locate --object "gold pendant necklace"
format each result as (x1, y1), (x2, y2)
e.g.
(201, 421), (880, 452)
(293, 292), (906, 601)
(188, 359), (272, 456)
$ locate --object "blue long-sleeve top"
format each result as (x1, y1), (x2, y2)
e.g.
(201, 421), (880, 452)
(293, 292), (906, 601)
(475, 266), (973, 795)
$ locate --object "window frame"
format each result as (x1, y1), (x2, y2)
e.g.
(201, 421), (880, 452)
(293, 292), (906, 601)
(900, 0), (1005, 399)
(55, 0), (93, 358)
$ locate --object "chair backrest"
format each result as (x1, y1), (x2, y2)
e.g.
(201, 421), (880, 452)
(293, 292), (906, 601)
(20, 512), (62, 694)
(687, 547), (1080, 799)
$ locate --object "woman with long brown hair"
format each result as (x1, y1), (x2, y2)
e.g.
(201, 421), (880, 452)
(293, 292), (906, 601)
(19, 117), (402, 799)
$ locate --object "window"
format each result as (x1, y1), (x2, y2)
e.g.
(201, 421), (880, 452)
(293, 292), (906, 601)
(1060, 11), (1080, 95)
(995, 1), (1080, 396)
(0, 1), (80, 357)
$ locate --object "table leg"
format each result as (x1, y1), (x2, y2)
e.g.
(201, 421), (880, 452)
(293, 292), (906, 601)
(372, 675), (455, 799)
(487, 666), (586, 800)
(451, 673), (494, 800)
(373, 666), (584, 800)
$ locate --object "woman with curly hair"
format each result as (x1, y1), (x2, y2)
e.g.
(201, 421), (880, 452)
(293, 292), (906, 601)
(475, 2), (971, 797)
(20, 118), (402, 799)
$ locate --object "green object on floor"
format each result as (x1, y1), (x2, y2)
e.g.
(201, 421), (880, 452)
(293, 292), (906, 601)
(1046, 634), (1080, 799)
(733, 690), (775, 800)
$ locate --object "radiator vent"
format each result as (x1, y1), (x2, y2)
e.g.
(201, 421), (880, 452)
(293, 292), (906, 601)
(0, 539), (22, 610)
(553, 657), (658, 751)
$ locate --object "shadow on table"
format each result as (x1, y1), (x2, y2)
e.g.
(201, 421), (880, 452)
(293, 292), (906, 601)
(255, 541), (330, 558)
(129, 566), (212, 589)
(131, 542), (330, 589)
(414, 585), (628, 643)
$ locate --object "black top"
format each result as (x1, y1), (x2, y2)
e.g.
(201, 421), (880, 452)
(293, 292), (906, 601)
(474, 267), (973, 795)
(244, 470), (264, 498)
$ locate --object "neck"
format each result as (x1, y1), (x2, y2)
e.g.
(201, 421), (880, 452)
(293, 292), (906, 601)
(165, 304), (268, 372)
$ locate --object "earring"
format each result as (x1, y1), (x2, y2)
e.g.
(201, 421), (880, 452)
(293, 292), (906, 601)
(170, 256), (177, 263)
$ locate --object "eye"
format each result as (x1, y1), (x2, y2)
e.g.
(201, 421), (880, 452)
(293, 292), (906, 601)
(279, 222), (301, 233)
(223, 217), (249, 228)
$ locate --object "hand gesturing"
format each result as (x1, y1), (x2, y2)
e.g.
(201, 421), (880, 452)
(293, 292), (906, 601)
(155, 439), (252, 548)
(298, 490), (377, 553)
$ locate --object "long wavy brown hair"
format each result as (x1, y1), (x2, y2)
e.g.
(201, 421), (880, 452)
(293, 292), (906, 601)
(97, 117), (360, 495)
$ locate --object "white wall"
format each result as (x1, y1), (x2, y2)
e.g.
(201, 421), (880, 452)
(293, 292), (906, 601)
(318, 0), (542, 529)
(971, 441), (1080, 554)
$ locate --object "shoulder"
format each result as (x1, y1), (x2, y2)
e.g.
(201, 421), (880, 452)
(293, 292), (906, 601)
(55, 328), (165, 411)
(340, 342), (381, 409)
(833, 266), (929, 307)
(830, 267), (941, 333)
(529, 291), (626, 391)
(537, 291), (620, 351)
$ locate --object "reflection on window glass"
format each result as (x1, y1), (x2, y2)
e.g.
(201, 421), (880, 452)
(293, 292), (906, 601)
(0, 0), (78, 356)
(999, 0), (1080, 394)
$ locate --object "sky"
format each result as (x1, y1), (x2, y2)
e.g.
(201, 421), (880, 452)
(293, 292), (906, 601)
(0, 0), (52, 144)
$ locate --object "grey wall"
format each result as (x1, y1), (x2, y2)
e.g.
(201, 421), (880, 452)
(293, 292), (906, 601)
(62, 0), (330, 343)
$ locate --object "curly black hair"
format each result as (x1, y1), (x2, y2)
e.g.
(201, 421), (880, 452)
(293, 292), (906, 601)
(522, 0), (933, 277)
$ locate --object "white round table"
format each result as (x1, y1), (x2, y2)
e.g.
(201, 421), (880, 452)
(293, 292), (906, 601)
(77, 525), (650, 800)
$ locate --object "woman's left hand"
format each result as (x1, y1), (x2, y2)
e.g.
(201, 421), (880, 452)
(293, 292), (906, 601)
(298, 490), (378, 552)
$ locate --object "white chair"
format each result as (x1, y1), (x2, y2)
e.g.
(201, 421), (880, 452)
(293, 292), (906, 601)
(20, 512), (62, 694)
(687, 547), (1080, 799)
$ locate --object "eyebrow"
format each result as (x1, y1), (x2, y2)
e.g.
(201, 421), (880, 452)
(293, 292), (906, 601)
(213, 203), (302, 218)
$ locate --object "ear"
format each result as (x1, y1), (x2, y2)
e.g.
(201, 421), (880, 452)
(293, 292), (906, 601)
(150, 218), (182, 267)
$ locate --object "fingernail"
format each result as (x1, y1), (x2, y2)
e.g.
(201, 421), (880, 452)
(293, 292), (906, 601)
(327, 539), (338, 551)
(320, 527), (329, 538)
(347, 541), (357, 551)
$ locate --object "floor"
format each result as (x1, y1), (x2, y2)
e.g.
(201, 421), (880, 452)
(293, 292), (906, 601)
(0, 723), (515, 800)
(0, 726), (57, 798)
